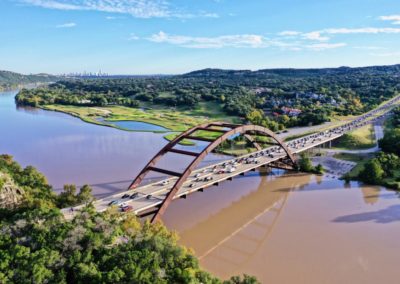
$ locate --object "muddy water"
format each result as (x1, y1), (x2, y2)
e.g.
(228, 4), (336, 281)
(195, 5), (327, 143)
(0, 90), (225, 197)
(163, 170), (400, 284)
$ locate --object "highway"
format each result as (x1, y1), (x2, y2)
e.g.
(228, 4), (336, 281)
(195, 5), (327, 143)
(62, 94), (400, 220)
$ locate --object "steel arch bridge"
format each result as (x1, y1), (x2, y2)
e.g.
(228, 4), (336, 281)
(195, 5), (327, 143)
(129, 122), (296, 223)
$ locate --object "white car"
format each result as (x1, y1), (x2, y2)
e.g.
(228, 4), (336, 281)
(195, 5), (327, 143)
(119, 202), (128, 208)
(160, 180), (169, 186)
(227, 167), (236, 173)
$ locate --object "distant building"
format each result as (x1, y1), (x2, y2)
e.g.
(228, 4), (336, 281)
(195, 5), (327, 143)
(281, 106), (302, 117)
(253, 87), (272, 94)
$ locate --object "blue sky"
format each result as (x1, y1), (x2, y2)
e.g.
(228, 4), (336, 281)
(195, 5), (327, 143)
(1, 0), (400, 74)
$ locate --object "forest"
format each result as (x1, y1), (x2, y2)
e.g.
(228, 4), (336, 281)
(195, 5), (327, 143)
(0, 155), (258, 284)
(16, 64), (400, 130)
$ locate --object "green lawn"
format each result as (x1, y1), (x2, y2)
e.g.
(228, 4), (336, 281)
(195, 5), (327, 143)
(43, 101), (238, 133)
(333, 124), (376, 150)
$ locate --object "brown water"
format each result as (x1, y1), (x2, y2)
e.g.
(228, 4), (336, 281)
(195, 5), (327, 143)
(163, 171), (400, 284)
(2, 90), (400, 283)
(0, 90), (225, 197)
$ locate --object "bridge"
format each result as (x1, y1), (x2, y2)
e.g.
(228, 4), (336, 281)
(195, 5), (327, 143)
(63, 95), (400, 223)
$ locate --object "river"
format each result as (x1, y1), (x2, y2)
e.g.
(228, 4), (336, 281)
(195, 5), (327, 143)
(1, 90), (400, 283)
(0, 90), (224, 197)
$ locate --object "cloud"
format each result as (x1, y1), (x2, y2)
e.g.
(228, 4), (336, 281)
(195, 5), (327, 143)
(147, 31), (346, 51)
(379, 15), (400, 25)
(128, 33), (139, 40)
(20, 0), (217, 19)
(353, 46), (386, 50)
(324, 27), (400, 34)
(279, 30), (301, 36)
(148, 31), (265, 48)
(56, 22), (76, 28)
(306, 43), (347, 51)
(302, 31), (329, 41)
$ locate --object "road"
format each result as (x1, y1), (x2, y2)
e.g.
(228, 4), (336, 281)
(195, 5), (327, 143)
(323, 123), (384, 154)
(62, 94), (400, 219)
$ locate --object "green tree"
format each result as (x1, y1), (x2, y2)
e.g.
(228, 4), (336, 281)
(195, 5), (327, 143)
(360, 159), (384, 184)
(298, 153), (314, 172)
(77, 184), (93, 204)
(379, 129), (400, 156)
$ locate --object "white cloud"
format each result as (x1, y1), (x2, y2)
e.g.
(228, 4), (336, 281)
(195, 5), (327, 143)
(20, 0), (217, 19)
(353, 46), (386, 50)
(147, 31), (346, 51)
(306, 43), (347, 51)
(302, 31), (329, 41)
(324, 27), (400, 34)
(279, 30), (301, 36)
(379, 15), (400, 25)
(148, 31), (266, 48)
(128, 33), (139, 40)
(56, 22), (76, 28)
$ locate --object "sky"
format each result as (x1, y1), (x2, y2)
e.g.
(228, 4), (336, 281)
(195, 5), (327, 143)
(1, 0), (400, 74)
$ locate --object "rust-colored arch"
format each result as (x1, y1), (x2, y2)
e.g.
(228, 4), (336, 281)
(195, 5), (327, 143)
(128, 122), (296, 223)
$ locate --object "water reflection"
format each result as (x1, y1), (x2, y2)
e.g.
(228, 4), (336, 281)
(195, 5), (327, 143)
(333, 204), (400, 224)
(164, 171), (400, 283)
(361, 186), (381, 205)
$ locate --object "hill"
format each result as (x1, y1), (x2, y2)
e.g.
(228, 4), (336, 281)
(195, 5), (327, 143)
(0, 70), (59, 90)
(183, 64), (400, 78)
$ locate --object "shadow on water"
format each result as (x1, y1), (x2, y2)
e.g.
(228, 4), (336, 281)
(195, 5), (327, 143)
(333, 204), (400, 224)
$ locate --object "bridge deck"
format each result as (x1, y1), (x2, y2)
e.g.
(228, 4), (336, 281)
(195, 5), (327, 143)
(62, 95), (400, 220)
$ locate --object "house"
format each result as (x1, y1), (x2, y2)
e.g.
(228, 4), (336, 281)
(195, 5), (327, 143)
(281, 106), (302, 117)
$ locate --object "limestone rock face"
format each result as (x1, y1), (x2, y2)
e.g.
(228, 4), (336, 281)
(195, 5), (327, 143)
(0, 172), (25, 209)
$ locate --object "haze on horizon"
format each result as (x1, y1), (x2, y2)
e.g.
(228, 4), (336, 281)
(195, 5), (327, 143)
(1, 0), (400, 75)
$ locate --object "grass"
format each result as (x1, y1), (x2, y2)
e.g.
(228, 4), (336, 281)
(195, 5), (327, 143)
(333, 153), (374, 178)
(43, 102), (239, 134)
(333, 124), (376, 150)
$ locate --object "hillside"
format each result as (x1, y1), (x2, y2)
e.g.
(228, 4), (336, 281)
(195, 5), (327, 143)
(0, 70), (59, 90)
(183, 64), (400, 78)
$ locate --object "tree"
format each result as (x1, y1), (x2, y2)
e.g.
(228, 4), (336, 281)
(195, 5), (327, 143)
(298, 153), (314, 172)
(360, 159), (384, 184)
(57, 184), (78, 207)
(246, 109), (264, 125)
(379, 129), (400, 156)
(77, 184), (93, 204)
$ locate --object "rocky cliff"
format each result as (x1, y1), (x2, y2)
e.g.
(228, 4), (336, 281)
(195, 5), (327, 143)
(0, 172), (25, 209)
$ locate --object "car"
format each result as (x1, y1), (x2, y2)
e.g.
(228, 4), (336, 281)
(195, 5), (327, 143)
(146, 195), (152, 200)
(119, 202), (128, 208)
(189, 183), (195, 188)
(121, 194), (130, 199)
(227, 167), (236, 173)
(121, 205), (133, 212)
(108, 200), (119, 206)
(130, 193), (139, 199)
(195, 173), (201, 178)
(160, 180), (169, 186)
